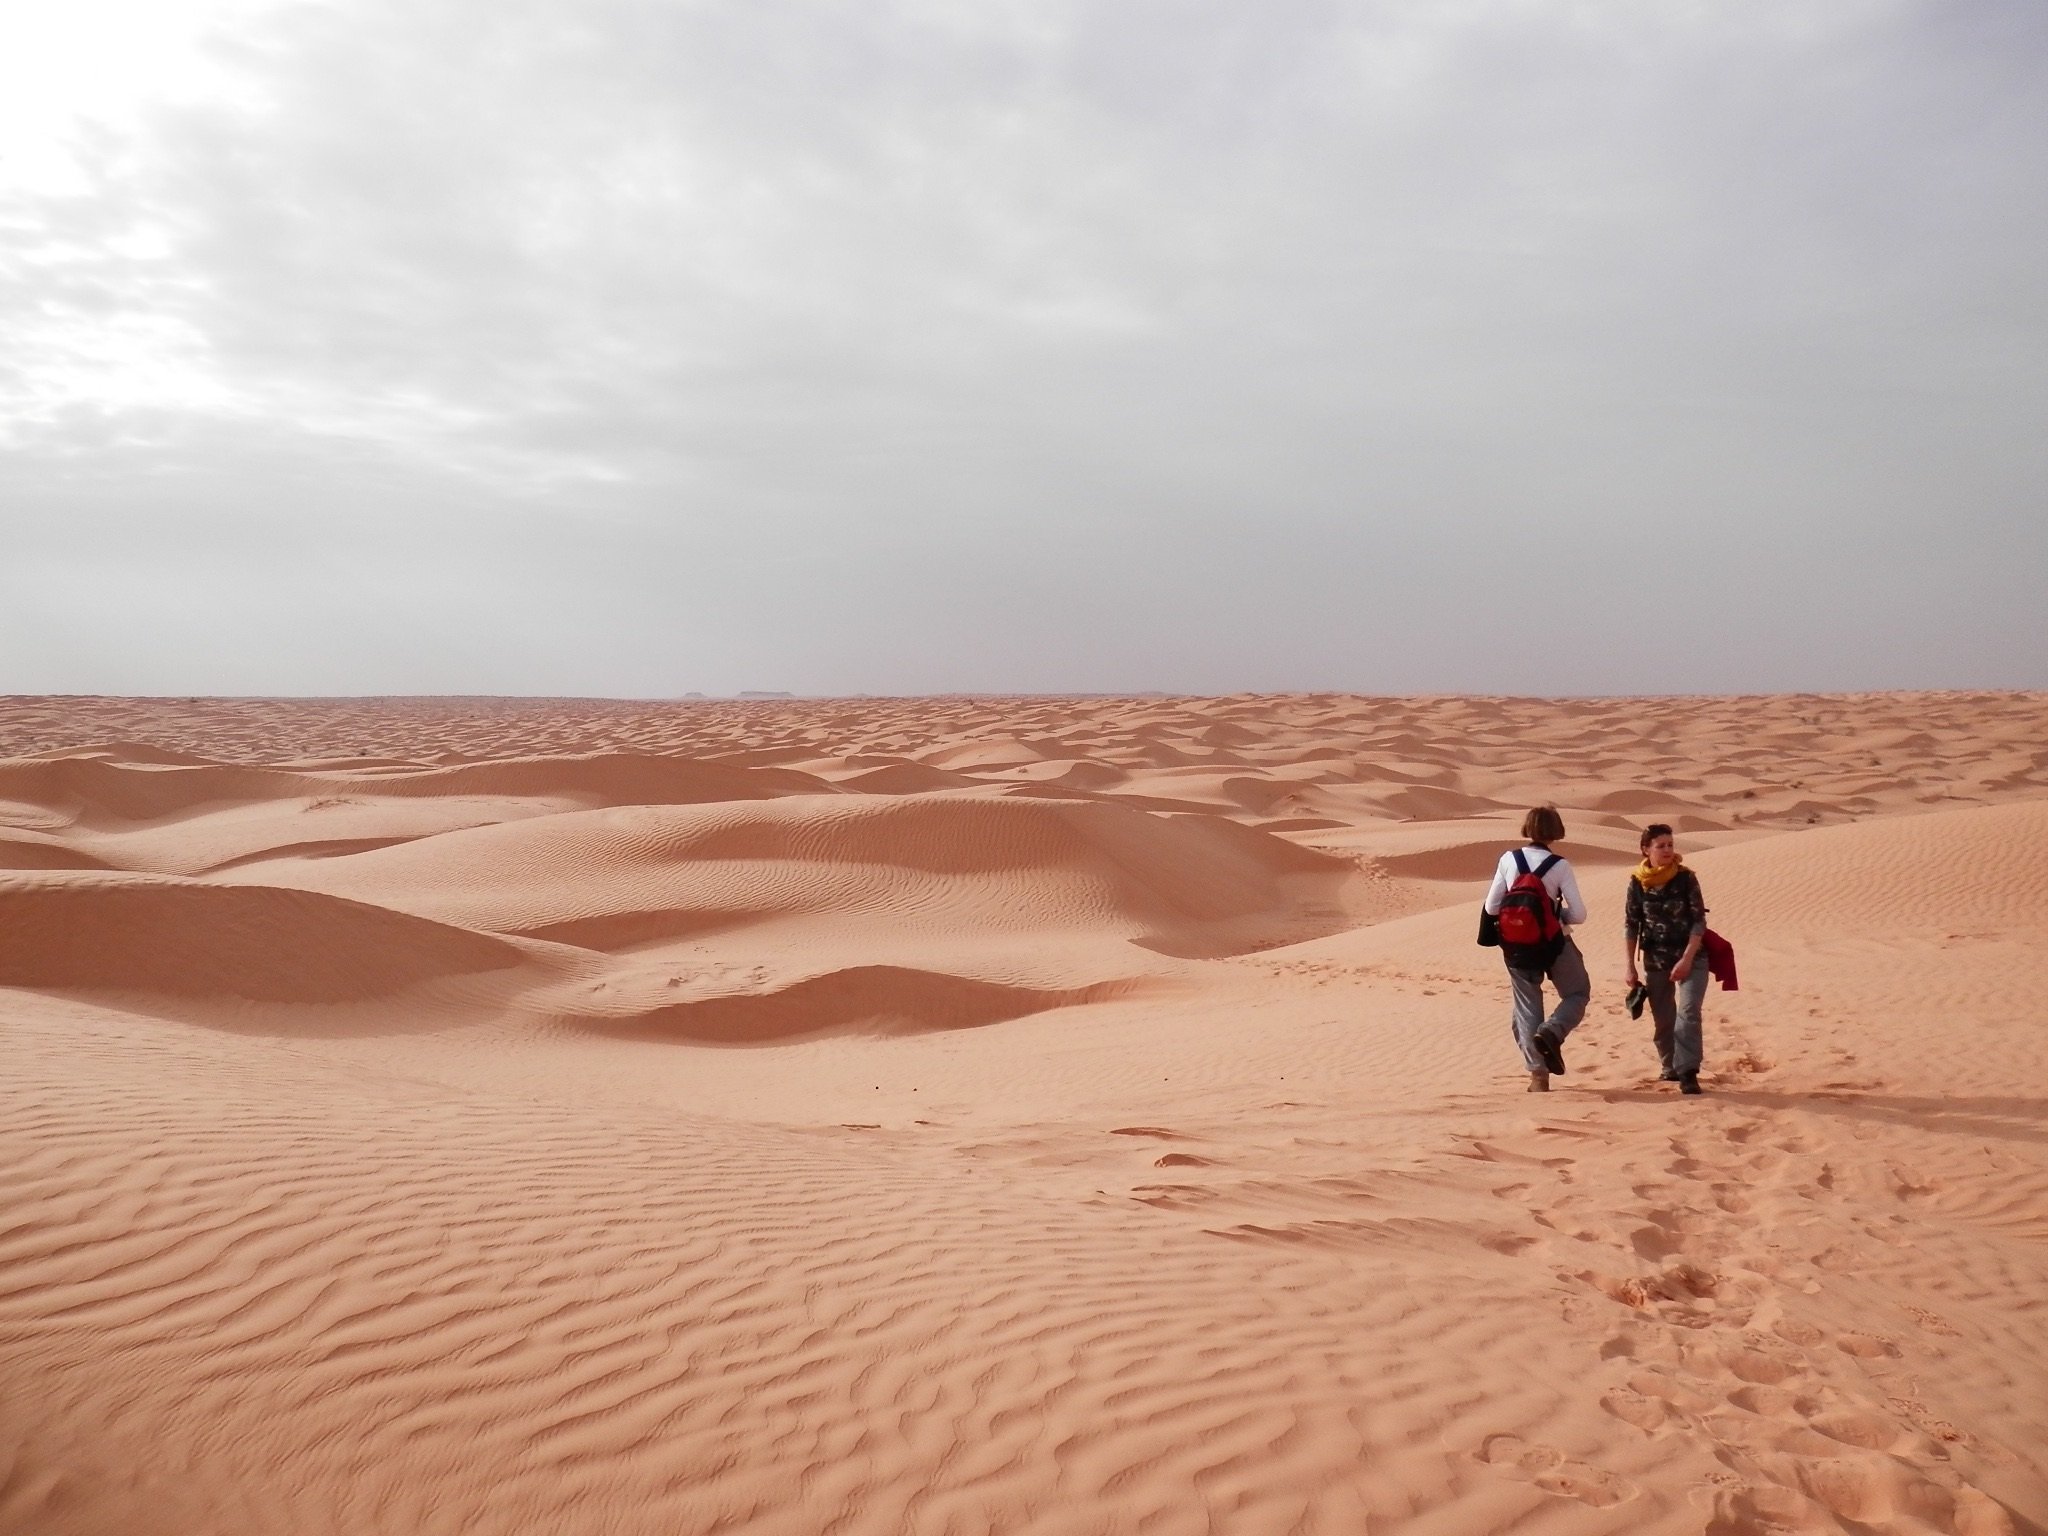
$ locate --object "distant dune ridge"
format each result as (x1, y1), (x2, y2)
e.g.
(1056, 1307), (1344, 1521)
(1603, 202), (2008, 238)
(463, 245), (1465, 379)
(2, 691), (2045, 1536)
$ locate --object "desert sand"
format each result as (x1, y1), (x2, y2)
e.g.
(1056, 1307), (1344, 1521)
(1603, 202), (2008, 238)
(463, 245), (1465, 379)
(2, 689), (2045, 1536)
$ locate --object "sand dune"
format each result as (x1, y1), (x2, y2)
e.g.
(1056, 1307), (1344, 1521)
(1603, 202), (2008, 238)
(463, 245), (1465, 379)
(0, 831), (110, 870)
(1, 745), (838, 880)
(1375, 833), (1641, 883)
(0, 750), (304, 825)
(0, 870), (532, 1003)
(2, 690), (2045, 1536)
(214, 791), (1357, 956)
(575, 964), (1148, 1044)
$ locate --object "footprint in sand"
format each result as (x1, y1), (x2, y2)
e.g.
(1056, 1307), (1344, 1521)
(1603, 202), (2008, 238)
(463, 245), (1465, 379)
(1663, 1137), (1709, 1175)
(1807, 1408), (1908, 1452)
(1886, 1164), (1943, 1200)
(1631, 1371), (1719, 1415)
(1719, 1346), (1801, 1385)
(1905, 1304), (1962, 1337)
(1628, 1206), (1712, 1258)
(1599, 1387), (1669, 1433)
(1473, 1433), (1636, 1507)
(1726, 1383), (1814, 1418)
(1704, 1481), (1830, 1534)
(1574, 1259), (1727, 1326)
(1596, 1324), (1687, 1368)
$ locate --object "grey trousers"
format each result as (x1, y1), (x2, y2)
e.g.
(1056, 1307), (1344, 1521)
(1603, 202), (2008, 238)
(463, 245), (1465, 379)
(1646, 961), (1710, 1077)
(1508, 937), (1590, 1073)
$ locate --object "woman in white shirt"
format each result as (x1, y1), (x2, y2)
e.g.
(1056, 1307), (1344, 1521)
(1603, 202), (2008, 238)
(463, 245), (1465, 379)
(1483, 805), (1589, 1092)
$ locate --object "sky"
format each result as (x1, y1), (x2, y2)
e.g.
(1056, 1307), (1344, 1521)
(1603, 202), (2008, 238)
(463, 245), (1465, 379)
(2, 0), (2043, 698)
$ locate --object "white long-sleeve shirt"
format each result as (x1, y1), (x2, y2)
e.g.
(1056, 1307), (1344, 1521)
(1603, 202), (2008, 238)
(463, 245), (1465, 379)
(1483, 845), (1587, 927)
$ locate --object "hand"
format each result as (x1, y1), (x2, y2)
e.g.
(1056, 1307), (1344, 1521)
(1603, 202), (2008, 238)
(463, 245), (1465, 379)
(1624, 965), (1640, 987)
(1670, 959), (1693, 982)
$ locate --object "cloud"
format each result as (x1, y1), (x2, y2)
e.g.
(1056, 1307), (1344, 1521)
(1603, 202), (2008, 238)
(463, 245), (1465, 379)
(2, 0), (2044, 693)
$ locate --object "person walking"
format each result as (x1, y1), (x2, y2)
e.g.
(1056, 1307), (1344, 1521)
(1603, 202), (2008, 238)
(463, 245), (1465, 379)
(1624, 822), (1709, 1095)
(1483, 806), (1589, 1092)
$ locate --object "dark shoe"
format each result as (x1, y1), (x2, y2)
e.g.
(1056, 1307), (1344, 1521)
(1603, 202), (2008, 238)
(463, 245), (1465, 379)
(1659, 1068), (1680, 1082)
(1625, 984), (1649, 1019)
(1678, 1074), (1702, 1095)
(1534, 1032), (1566, 1076)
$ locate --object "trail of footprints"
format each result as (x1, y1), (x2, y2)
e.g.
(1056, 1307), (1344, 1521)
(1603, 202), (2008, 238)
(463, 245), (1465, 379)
(1484, 1072), (2023, 1534)
(1096, 1028), (2030, 1532)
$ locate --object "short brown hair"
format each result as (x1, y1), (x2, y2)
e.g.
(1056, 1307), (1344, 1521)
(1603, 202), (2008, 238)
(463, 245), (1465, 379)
(1639, 822), (1674, 853)
(1522, 805), (1565, 845)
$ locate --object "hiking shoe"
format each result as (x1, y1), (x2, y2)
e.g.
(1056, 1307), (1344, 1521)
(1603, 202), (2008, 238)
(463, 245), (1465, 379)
(1527, 1070), (1550, 1093)
(1534, 1032), (1566, 1076)
(1678, 1074), (1702, 1095)
(1659, 1068), (1680, 1081)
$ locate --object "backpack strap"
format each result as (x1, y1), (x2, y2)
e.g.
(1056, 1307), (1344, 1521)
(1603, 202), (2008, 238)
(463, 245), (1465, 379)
(1510, 849), (1530, 876)
(1535, 853), (1561, 878)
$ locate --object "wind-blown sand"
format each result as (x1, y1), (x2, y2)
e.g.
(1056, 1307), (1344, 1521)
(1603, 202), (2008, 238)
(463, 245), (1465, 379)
(3, 690), (2045, 1536)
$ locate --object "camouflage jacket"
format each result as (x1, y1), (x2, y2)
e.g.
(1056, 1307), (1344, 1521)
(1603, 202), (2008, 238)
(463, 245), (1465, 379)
(1625, 868), (1707, 970)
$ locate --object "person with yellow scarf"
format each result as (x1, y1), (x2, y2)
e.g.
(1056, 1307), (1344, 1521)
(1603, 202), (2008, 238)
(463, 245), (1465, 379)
(1624, 823), (1710, 1094)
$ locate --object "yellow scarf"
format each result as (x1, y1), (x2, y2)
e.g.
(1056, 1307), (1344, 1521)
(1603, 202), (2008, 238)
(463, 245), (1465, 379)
(1633, 855), (1685, 889)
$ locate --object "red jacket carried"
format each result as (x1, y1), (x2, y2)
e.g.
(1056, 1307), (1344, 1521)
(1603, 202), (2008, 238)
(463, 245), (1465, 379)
(1703, 928), (1738, 991)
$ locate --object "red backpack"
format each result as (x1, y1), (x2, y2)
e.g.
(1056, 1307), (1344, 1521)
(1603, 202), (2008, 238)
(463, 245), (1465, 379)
(1497, 849), (1565, 970)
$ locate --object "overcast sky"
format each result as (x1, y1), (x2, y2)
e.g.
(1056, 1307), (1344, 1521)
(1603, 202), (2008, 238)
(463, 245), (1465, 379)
(2, 0), (2043, 697)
